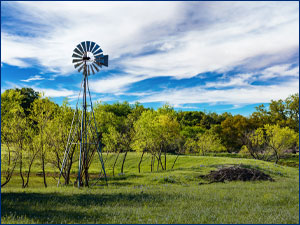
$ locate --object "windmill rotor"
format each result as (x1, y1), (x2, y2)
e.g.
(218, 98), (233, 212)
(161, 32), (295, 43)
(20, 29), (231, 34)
(72, 41), (108, 75)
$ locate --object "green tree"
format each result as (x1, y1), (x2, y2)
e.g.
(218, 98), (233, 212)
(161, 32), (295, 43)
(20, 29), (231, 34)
(45, 98), (75, 184)
(195, 131), (225, 155)
(1, 89), (38, 188)
(30, 97), (58, 187)
(250, 93), (299, 131)
(245, 124), (298, 163)
(15, 88), (39, 116)
(220, 115), (253, 152)
(132, 110), (159, 172)
(265, 124), (298, 163)
(1, 90), (23, 187)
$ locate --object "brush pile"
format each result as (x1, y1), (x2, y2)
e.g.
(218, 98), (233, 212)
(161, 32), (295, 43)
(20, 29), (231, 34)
(200, 165), (274, 184)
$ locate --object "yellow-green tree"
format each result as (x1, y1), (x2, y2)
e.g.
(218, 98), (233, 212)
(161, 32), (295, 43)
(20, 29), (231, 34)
(30, 97), (58, 187)
(196, 131), (226, 155)
(265, 124), (298, 163)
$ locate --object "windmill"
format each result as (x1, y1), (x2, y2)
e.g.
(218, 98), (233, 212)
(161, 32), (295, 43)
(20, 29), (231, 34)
(57, 41), (108, 188)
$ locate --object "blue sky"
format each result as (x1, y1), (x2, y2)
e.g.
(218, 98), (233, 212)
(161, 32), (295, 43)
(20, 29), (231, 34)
(1, 1), (299, 116)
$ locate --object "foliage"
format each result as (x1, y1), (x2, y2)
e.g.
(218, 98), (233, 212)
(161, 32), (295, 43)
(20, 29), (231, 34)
(264, 124), (299, 163)
(250, 93), (299, 131)
(195, 131), (226, 155)
(1, 88), (299, 188)
(245, 124), (299, 163)
(220, 115), (253, 152)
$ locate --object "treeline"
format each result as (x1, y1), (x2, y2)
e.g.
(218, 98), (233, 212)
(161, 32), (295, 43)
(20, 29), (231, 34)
(1, 88), (299, 187)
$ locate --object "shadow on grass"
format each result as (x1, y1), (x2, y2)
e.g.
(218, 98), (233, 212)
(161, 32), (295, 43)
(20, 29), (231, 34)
(1, 191), (173, 223)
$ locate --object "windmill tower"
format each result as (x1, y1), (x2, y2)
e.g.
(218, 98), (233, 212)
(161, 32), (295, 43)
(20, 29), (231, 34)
(57, 41), (108, 187)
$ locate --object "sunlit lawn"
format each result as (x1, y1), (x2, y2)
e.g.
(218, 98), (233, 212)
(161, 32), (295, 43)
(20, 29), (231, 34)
(1, 152), (299, 224)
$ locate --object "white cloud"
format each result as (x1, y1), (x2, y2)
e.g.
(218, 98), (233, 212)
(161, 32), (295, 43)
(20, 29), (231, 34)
(1, 1), (298, 109)
(89, 74), (148, 94)
(1, 1), (181, 74)
(138, 78), (299, 106)
(205, 73), (253, 88)
(1, 80), (76, 98)
(34, 88), (76, 98)
(259, 64), (299, 80)
(21, 75), (45, 82)
(1, 1), (298, 80)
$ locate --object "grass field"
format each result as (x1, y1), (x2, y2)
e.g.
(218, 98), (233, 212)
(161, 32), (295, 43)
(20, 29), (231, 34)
(1, 152), (299, 224)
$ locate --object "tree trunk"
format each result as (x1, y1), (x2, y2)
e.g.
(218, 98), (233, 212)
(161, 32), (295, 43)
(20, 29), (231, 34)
(19, 152), (25, 188)
(120, 151), (128, 174)
(138, 151), (145, 173)
(158, 153), (164, 170)
(1, 147), (18, 188)
(112, 151), (120, 176)
(164, 148), (167, 170)
(150, 155), (153, 172)
(42, 154), (47, 188)
(171, 154), (180, 169)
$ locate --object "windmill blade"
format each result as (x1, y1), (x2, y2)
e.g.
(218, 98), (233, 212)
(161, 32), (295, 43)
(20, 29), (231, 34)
(94, 53), (103, 58)
(77, 44), (84, 54)
(90, 42), (96, 52)
(86, 41), (91, 52)
(90, 64), (95, 74)
(78, 64), (84, 73)
(92, 44), (100, 54)
(72, 53), (82, 59)
(92, 63), (100, 72)
(81, 41), (87, 52)
(94, 48), (103, 56)
(74, 48), (83, 57)
(74, 61), (83, 69)
(72, 59), (83, 63)
(87, 65), (90, 76)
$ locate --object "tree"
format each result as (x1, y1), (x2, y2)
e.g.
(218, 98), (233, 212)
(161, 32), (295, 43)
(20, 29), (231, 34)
(103, 126), (124, 176)
(157, 113), (181, 170)
(30, 97), (58, 187)
(195, 131), (225, 155)
(264, 124), (298, 163)
(183, 138), (198, 154)
(132, 110), (159, 172)
(244, 128), (271, 161)
(1, 89), (38, 188)
(15, 88), (39, 116)
(245, 124), (299, 163)
(220, 115), (253, 152)
(132, 110), (180, 172)
(250, 93), (299, 131)
(45, 98), (75, 185)
(1, 90), (23, 187)
(180, 126), (205, 139)
(285, 93), (299, 131)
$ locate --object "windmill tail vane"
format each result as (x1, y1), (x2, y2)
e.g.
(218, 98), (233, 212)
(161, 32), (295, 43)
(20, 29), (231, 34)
(57, 41), (108, 188)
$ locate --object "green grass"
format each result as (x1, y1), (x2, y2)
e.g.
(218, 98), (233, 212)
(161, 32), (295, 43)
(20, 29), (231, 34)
(1, 152), (299, 224)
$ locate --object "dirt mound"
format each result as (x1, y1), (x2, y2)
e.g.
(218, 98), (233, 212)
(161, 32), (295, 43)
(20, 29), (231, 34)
(200, 165), (274, 184)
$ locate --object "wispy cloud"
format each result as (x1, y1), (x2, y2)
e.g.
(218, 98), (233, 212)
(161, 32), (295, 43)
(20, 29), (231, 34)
(259, 64), (299, 80)
(20, 75), (45, 82)
(2, 2), (298, 78)
(138, 78), (299, 106)
(35, 88), (75, 98)
(89, 74), (148, 94)
(2, 80), (75, 98)
(205, 73), (253, 88)
(1, 1), (298, 114)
